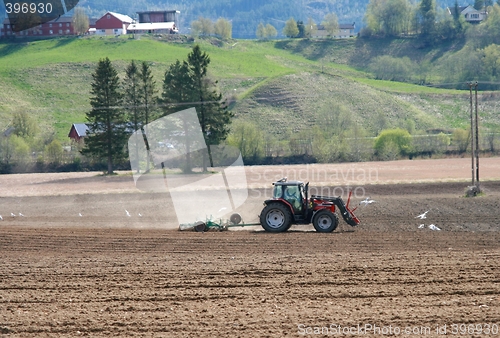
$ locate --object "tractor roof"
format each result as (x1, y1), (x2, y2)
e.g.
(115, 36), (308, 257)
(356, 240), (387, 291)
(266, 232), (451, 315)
(273, 180), (304, 186)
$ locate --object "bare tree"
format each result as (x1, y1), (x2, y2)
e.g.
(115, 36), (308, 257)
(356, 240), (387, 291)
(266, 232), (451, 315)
(72, 7), (89, 35)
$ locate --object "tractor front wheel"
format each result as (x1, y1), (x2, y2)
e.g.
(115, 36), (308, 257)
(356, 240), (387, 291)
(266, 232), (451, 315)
(312, 210), (338, 233)
(260, 203), (292, 233)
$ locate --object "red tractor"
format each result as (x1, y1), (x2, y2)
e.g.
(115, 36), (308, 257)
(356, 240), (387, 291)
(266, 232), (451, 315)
(259, 178), (360, 233)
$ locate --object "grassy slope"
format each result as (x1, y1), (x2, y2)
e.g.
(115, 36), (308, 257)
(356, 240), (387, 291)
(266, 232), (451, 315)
(0, 35), (497, 143)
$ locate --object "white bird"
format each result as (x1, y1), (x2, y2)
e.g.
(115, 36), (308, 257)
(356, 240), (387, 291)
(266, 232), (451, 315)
(10, 213), (15, 217)
(429, 224), (441, 231)
(138, 213), (142, 217)
(415, 210), (429, 219)
(78, 213), (83, 217)
(359, 197), (375, 206)
(418, 224), (425, 229)
(0, 215), (3, 221)
(125, 210), (131, 217)
(19, 213), (24, 217)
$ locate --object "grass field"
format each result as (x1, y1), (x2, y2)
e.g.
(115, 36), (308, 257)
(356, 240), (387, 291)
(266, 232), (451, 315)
(0, 35), (498, 143)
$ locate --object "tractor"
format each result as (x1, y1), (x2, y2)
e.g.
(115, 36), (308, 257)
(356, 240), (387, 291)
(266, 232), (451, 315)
(259, 178), (360, 233)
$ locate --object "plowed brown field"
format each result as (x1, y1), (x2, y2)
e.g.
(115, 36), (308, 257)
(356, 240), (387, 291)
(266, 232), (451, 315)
(1, 158), (499, 337)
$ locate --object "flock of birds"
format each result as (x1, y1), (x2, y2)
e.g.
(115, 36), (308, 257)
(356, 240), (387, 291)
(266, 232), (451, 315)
(359, 197), (441, 231)
(0, 210), (143, 220)
(0, 213), (25, 220)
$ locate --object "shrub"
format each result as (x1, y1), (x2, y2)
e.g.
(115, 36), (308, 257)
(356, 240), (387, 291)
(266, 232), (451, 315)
(375, 128), (412, 159)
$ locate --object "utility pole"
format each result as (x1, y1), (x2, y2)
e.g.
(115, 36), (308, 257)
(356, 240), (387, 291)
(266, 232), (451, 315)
(466, 81), (480, 195)
(468, 82), (475, 187)
(474, 81), (480, 191)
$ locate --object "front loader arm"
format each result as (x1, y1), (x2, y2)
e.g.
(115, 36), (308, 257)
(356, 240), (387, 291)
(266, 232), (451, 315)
(311, 191), (360, 226)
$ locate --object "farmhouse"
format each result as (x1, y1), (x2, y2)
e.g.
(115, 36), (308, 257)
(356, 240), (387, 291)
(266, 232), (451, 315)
(313, 22), (356, 38)
(68, 123), (89, 143)
(0, 15), (98, 38)
(2, 16), (74, 38)
(95, 12), (133, 35)
(447, 5), (487, 23)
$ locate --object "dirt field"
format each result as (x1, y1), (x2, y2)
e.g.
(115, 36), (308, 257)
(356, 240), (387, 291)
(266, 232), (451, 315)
(1, 158), (500, 336)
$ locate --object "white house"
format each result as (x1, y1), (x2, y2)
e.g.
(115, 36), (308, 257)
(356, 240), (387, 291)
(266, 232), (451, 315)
(312, 23), (356, 38)
(448, 5), (487, 23)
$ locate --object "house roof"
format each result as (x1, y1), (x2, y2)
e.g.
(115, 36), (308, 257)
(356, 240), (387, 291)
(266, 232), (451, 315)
(106, 12), (134, 24)
(316, 23), (355, 31)
(127, 22), (176, 31)
(339, 23), (355, 30)
(448, 5), (472, 16)
(137, 10), (180, 14)
(70, 123), (89, 138)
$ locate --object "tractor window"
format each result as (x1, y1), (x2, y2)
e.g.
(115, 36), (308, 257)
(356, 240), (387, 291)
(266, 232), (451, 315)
(273, 185), (283, 198)
(284, 186), (303, 213)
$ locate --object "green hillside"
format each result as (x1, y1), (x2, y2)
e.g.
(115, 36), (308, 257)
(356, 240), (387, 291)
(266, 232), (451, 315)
(0, 35), (498, 145)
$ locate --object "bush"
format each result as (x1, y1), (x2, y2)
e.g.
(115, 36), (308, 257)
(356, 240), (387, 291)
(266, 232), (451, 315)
(375, 128), (412, 159)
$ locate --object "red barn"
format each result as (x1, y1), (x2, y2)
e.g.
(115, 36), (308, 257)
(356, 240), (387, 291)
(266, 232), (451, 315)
(68, 123), (89, 142)
(95, 12), (133, 35)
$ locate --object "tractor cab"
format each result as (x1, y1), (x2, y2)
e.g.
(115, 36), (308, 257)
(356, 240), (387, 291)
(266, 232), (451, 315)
(272, 178), (308, 215)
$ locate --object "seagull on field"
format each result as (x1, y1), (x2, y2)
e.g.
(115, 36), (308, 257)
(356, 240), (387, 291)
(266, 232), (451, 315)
(11, 213), (15, 217)
(429, 224), (441, 231)
(19, 213), (24, 217)
(138, 213), (142, 217)
(79, 213), (83, 217)
(0, 215), (3, 221)
(125, 209), (131, 217)
(418, 224), (425, 229)
(415, 210), (429, 219)
(359, 197), (375, 206)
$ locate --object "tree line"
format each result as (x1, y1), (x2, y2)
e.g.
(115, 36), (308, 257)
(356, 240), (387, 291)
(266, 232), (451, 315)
(227, 120), (500, 165)
(81, 45), (231, 175)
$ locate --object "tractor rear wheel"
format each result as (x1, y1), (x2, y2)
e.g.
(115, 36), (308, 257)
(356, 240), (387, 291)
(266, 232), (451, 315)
(260, 203), (292, 233)
(312, 210), (338, 233)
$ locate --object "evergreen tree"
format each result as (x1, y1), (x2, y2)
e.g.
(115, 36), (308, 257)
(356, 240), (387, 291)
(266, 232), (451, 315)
(297, 20), (306, 38)
(124, 60), (142, 173)
(419, 0), (436, 41)
(453, 0), (461, 22)
(187, 45), (232, 171)
(139, 61), (157, 171)
(124, 60), (141, 133)
(82, 58), (126, 175)
(161, 46), (232, 172)
(161, 60), (196, 173)
(474, 0), (485, 10)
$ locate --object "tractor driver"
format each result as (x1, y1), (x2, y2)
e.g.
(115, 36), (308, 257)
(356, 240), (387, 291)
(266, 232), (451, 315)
(284, 186), (302, 213)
